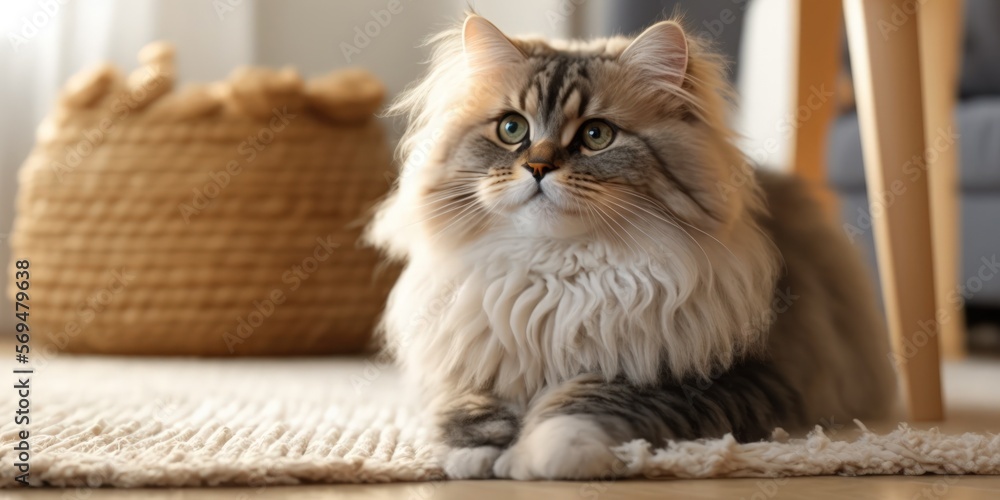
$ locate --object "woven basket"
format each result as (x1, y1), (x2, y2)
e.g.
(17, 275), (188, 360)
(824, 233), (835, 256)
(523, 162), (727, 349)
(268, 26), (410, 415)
(8, 42), (396, 356)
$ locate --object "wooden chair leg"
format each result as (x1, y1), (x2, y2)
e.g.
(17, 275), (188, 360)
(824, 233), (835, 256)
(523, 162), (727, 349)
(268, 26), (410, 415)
(919, 0), (966, 360)
(790, 0), (843, 215)
(843, 0), (944, 421)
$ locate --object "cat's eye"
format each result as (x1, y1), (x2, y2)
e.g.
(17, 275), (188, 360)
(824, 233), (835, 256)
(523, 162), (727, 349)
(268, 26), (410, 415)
(497, 113), (529, 144)
(579, 119), (615, 151)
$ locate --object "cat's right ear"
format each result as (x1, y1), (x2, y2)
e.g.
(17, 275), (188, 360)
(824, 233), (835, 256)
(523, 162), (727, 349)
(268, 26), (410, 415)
(620, 21), (689, 89)
(462, 15), (525, 75)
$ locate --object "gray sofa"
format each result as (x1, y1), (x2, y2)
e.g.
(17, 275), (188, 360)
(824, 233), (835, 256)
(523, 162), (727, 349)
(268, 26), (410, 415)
(828, 0), (1000, 307)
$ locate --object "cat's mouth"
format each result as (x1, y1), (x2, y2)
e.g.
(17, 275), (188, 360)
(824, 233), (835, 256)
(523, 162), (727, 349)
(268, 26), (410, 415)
(528, 184), (558, 206)
(493, 178), (579, 218)
(523, 185), (577, 215)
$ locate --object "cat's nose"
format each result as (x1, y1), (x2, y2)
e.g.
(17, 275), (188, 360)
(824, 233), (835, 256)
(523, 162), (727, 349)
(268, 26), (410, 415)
(524, 162), (558, 181)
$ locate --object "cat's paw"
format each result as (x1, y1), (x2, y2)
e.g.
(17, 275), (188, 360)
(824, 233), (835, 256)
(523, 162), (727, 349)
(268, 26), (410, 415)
(493, 414), (626, 480)
(443, 446), (502, 479)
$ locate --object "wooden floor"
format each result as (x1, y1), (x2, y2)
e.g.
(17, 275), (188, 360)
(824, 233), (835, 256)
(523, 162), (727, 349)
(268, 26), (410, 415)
(6, 476), (999, 500)
(10, 359), (1000, 499)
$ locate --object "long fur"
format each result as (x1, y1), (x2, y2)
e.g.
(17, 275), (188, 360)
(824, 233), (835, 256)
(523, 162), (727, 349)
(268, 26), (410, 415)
(366, 15), (897, 480)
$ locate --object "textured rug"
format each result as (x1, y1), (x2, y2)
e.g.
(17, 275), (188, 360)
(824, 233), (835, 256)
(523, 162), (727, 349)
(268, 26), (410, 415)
(1, 356), (998, 487)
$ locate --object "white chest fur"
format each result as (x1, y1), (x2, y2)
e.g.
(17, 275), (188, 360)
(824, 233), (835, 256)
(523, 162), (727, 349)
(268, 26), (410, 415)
(382, 235), (774, 404)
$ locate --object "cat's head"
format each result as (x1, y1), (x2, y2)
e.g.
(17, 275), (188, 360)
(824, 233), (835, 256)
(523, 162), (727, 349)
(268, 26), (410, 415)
(369, 15), (761, 259)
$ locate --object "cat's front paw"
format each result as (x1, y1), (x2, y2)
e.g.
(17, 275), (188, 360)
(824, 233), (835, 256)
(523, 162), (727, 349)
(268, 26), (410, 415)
(443, 446), (503, 479)
(493, 415), (626, 480)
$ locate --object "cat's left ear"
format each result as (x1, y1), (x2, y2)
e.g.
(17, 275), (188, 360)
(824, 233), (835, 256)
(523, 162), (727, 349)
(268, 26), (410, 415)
(620, 21), (689, 89)
(462, 15), (526, 75)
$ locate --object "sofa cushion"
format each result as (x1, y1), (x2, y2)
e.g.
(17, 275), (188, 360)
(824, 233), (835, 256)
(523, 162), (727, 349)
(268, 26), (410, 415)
(827, 97), (1000, 192)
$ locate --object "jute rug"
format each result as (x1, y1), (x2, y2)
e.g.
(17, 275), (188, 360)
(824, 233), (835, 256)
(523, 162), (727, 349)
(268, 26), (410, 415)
(1, 356), (998, 487)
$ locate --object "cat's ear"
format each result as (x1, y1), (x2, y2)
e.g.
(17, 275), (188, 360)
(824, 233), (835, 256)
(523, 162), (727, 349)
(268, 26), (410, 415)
(462, 15), (525, 75)
(620, 21), (689, 88)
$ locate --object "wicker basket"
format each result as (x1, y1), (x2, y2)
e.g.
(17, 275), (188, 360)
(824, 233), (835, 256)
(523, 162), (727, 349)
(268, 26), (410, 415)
(8, 42), (396, 356)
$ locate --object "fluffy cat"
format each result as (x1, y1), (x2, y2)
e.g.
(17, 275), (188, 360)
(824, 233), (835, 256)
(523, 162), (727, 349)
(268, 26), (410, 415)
(366, 15), (897, 480)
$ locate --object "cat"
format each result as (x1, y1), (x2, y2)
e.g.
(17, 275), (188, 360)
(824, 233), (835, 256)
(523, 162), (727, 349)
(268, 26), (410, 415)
(365, 14), (898, 480)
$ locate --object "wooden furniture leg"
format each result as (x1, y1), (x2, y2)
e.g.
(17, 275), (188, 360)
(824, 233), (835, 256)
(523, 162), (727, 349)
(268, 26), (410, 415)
(919, 0), (966, 360)
(790, 0), (843, 215)
(843, 0), (944, 421)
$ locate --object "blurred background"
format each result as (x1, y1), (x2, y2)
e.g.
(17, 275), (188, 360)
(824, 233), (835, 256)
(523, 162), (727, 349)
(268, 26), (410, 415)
(1, 0), (998, 355)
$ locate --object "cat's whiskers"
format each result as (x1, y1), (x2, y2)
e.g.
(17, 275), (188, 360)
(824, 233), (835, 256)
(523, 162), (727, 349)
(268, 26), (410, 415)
(565, 193), (602, 240)
(477, 178), (519, 211)
(600, 190), (719, 279)
(597, 191), (685, 232)
(407, 180), (480, 210)
(584, 197), (641, 257)
(592, 199), (657, 260)
(598, 195), (713, 277)
(563, 175), (704, 264)
(411, 188), (477, 211)
(597, 189), (703, 251)
(400, 202), (475, 234)
(603, 184), (738, 261)
(475, 183), (508, 232)
(420, 172), (516, 238)
(598, 197), (677, 245)
(392, 190), (479, 233)
(427, 196), (489, 242)
(413, 190), (478, 220)
(566, 177), (671, 246)
(561, 186), (625, 246)
(581, 201), (614, 248)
